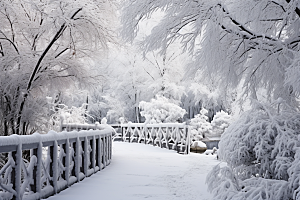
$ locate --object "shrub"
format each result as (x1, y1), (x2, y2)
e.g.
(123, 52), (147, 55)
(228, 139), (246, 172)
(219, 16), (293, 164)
(190, 108), (212, 140)
(206, 100), (300, 200)
(139, 95), (186, 123)
(211, 110), (231, 136)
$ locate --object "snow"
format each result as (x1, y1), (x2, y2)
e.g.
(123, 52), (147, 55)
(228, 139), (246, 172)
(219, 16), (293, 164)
(46, 142), (219, 200)
(0, 129), (113, 147)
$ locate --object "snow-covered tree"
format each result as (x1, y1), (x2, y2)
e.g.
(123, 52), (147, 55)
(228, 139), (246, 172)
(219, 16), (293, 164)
(0, 0), (116, 135)
(139, 95), (186, 123)
(190, 108), (212, 140)
(90, 46), (153, 123)
(50, 103), (90, 131)
(122, 0), (300, 106)
(211, 110), (231, 136)
(206, 100), (300, 199)
(145, 50), (187, 102)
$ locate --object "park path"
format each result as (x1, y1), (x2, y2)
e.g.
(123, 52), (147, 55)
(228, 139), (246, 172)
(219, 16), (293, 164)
(46, 142), (219, 200)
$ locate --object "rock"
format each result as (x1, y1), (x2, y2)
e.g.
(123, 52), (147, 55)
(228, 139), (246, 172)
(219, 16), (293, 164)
(190, 141), (207, 153)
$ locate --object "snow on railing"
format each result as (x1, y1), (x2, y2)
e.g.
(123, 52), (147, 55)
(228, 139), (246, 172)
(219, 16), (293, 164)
(0, 127), (113, 200)
(60, 122), (105, 132)
(116, 123), (191, 154)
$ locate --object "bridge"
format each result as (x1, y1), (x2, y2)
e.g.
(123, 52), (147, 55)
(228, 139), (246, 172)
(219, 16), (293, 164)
(0, 123), (213, 200)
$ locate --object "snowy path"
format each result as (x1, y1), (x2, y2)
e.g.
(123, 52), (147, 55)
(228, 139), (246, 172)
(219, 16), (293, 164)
(46, 142), (219, 200)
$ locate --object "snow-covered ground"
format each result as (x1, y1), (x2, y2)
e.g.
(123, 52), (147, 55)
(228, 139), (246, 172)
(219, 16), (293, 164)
(46, 142), (220, 200)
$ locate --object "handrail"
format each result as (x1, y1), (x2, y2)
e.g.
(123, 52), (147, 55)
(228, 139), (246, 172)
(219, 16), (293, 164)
(0, 127), (113, 200)
(60, 122), (106, 132)
(116, 123), (190, 154)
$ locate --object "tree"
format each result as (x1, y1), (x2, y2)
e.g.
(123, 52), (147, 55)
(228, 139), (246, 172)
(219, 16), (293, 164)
(121, 0), (300, 106)
(139, 95), (186, 123)
(210, 110), (231, 136)
(0, 0), (116, 135)
(189, 108), (212, 140)
(206, 100), (300, 199)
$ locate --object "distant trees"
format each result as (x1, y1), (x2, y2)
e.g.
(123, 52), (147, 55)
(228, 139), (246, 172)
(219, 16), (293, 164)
(0, 0), (116, 135)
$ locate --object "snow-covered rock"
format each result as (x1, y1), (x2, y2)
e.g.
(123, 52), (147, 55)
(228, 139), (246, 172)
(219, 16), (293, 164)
(190, 140), (207, 153)
(204, 147), (218, 155)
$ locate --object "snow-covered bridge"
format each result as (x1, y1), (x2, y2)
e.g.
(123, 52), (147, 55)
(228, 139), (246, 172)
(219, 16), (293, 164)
(0, 123), (217, 200)
(47, 142), (218, 200)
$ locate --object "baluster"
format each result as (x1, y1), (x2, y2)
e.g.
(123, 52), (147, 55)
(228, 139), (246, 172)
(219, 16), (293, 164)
(107, 136), (109, 164)
(49, 141), (58, 194)
(121, 126), (124, 142)
(107, 135), (110, 162)
(11, 144), (22, 200)
(49, 145), (54, 194)
(104, 136), (107, 166)
(103, 137), (106, 167)
(63, 139), (69, 187)
(186, 126), (191, 154)
(95, 136), (99, 170)
(143, 126), (146, 144)
(75, 138), (81, 182)
(98, 136), (102, 171)
(109, 135), (111, 161)
(71, 142), (76, 179)
(83, 137), (88, 176)
(92, 135), (96, 172)
(128, 127), (131, 143)
(166, 128), (170, 150)
(30, 143), (42, 195)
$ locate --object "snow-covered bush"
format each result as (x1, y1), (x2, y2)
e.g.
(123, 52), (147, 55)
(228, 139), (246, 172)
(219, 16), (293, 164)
(50, 103), (89, 131)
(139, 95), (186, 123)
(206, 101), (300, 199)
(190, 108), (212, 140)
(101, 117), (108, 124)
(211, 110), (231, 136)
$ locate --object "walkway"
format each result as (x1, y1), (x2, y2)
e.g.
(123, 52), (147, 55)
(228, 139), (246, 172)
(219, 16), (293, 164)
(46, 142), (219, 200)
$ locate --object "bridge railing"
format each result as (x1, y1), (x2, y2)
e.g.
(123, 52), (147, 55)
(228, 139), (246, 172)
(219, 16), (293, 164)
(0, 127), (113, 200)
(115, 123), (190, 154)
